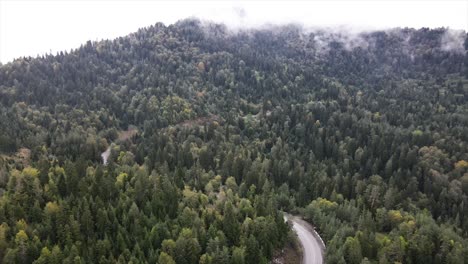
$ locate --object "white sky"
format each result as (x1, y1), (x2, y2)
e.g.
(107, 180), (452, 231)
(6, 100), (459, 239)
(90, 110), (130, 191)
(0, 0), (467, 63)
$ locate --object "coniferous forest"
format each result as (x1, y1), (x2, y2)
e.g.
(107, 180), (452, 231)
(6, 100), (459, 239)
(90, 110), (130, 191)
(0, 19), (467, 263)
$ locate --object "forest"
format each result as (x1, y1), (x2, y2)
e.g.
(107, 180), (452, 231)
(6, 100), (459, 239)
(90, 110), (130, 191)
(0, 19), (467, 263)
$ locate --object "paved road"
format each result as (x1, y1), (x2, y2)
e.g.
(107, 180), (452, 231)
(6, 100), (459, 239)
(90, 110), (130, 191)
(101, 147), (111, 165)
(288, 216), (324, 264)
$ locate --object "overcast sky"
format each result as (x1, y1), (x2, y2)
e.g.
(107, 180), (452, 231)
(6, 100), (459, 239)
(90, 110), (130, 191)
(0, 0), (467, 63)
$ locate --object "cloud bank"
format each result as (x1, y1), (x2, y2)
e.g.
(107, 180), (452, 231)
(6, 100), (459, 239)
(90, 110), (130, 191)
(0, 0), (466, 63)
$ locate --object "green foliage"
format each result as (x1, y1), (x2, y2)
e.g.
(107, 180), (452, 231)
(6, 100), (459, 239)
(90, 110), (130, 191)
(0, 18), (466, 263)
(158, 252), (175, 264)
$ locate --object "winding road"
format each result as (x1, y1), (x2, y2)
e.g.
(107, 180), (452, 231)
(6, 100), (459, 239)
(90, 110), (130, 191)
(286, 215), (325, 264)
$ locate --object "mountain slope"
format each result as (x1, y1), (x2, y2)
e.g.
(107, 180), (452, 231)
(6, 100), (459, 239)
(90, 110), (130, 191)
(0, 19), (467, 263)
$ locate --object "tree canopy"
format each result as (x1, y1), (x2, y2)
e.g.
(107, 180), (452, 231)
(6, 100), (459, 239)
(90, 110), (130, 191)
(0, 19), (467, 263)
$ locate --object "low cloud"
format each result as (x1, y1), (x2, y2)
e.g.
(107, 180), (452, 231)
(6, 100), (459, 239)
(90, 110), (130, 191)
(440, 29), (466, 54)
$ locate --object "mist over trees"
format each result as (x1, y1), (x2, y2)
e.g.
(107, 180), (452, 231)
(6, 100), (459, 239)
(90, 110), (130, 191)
(0, 18), (467, 263)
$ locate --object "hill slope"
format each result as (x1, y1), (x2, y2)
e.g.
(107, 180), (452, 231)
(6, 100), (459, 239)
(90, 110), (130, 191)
(0, 19), (467, 263)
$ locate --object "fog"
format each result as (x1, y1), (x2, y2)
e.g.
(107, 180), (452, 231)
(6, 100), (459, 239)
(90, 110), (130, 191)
(441, 29), (466, 54)
(0, 0), (466, 63)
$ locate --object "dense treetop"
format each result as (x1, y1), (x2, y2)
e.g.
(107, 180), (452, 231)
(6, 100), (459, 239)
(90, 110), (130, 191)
(0, 19), (467, 263)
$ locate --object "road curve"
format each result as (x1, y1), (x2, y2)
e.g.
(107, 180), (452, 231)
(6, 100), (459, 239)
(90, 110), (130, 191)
(287, 216), (325, 264)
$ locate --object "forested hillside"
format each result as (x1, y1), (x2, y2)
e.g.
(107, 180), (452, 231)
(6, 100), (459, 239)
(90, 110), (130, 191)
(0, 19), (467, 263)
